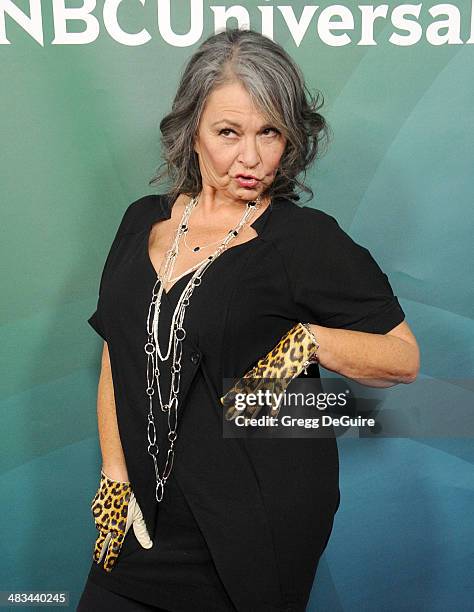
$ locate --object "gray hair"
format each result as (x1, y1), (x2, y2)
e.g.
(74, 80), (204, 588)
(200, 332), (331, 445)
(149, 26), (332, 204)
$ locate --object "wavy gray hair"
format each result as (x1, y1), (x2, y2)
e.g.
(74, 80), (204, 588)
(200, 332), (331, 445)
(149, 27), (332, 204)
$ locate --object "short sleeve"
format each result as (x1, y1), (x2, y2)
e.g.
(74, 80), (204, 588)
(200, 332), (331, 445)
(87, 309), (106, 341)
(87, 227), (124, 341)
(87, 196), (153, 341)
(290, 208), (405, 334)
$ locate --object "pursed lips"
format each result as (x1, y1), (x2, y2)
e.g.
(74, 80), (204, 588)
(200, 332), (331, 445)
(234, 174), (261, 180)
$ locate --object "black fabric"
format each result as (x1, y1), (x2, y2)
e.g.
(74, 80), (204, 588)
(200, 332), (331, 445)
(286, 206), (405, 333)
(86, 193), (405, 611)
(77, 576), (170, 611)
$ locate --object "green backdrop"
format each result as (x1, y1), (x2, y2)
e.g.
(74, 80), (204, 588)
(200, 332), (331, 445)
(1, 1), (473, 610)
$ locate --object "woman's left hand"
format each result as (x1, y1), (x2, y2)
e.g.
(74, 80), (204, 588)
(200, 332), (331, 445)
(220, 322), (319, 420)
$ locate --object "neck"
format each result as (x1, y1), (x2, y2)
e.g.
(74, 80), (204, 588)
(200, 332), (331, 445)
(195, 188), (268, 215)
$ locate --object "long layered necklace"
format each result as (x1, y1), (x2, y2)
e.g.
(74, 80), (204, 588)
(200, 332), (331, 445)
(144, 193), (263, 502)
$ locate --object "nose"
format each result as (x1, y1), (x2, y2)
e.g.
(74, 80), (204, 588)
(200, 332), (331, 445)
(238, 135), (260, 169)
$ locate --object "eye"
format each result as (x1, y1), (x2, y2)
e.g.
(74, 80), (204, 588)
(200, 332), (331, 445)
(262, 127), (280, 136)
(218, 127), (280, 137)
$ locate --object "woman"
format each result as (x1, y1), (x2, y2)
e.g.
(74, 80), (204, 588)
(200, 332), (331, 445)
(78, 27), (419, 612)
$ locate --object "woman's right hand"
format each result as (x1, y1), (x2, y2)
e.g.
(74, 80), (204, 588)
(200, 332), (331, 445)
(91, 469), (153, 572)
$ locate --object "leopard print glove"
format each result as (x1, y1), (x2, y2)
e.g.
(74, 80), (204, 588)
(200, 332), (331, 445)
(221, 322), (319, 421)
(91, 470), (152, 572)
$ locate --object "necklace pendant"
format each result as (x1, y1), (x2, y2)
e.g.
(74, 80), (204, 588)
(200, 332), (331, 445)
(156, 481), (164, 502)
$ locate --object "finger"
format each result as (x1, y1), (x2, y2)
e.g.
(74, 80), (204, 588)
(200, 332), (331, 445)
(133, 515), (153, 549)
(221, 388), (238, 409)
(221, 374), (257, 409)
(225, 405), (237, 421)
(243, 378), (270, 419)
(245, 402), (263, 419)
(130, 497), (153, 548)
(225, 391), (259, 420)
(96, 530), (112, 565)
(269, 403), (281, 418)
(123, 495), (135, 536)
(268, 383), (285, 418)
(222, 390), (241, 420)
(223, 385), (254, 420)
(92, 532), (105, 563)
(103, 534), (124, 572)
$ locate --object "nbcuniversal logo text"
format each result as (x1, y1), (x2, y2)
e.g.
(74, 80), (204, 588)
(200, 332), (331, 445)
(1, 0), (474, 47)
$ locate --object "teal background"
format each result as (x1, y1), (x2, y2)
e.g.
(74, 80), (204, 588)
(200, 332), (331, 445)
(1, 1), (473, 610)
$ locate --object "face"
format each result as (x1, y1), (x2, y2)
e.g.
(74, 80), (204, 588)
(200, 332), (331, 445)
(193, 81), (287, 203)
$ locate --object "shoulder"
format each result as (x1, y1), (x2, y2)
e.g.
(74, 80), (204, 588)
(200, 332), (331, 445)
(268, 198), (381, 281)
(114, 193), (169, 236)
(269, 197), (349, 248)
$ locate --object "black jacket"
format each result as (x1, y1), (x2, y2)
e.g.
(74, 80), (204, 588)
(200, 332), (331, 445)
(86, 193), (405, 611)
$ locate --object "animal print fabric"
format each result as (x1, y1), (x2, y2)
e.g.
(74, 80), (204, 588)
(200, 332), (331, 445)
(221, 322), (319, 420)
(91, 470), (132, 572)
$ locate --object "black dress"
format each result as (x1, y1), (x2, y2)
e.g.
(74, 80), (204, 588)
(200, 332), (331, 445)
(84, 193), (405, 611)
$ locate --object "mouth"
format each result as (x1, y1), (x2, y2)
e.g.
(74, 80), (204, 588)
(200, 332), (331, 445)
(234, 174), (261, 188)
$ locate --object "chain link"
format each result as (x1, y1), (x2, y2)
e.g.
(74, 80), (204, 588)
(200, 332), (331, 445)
(144, 194), (263, 502)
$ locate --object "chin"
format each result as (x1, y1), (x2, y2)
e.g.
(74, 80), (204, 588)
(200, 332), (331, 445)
(236, 186), (264, 197)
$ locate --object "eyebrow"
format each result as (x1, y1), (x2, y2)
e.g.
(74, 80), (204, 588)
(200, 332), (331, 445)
(211, 119), (275, 129)
(211, 119), (241, 128)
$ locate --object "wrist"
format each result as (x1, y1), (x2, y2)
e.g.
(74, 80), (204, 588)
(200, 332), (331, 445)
(301, 322), (320, 363)
(101, 465), (130, 484)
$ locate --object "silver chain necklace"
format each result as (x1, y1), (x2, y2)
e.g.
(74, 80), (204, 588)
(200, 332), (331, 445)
(182, 222), (231, 253)
(144, 193), (262, 502)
